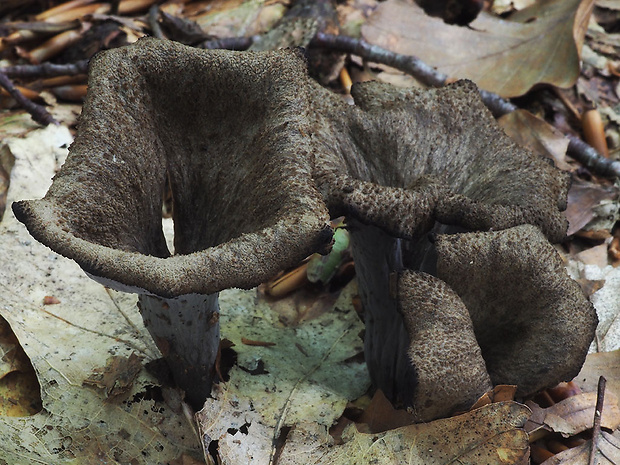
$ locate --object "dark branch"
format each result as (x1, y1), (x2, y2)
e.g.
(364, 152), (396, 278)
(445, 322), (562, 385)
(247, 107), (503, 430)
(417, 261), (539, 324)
(0, 60), (89, 78)
(311, 32), (620, 178)
(0, 71), (57, 126)
(311, 32), (447, 88)
(198, 36), (256, 51)
(588, 376), (606, 465)
(148, 5), (165, 40)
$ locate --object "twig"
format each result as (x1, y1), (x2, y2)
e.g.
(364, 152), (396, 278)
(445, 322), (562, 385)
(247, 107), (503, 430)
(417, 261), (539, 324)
(311, 32), (620, 178)
(0, 59), (89, 78)
(311, 32), (447, 87)
(0, 70), (57, 126)
(198, 36), (256, 50)
(588, 376), (606, 465)
(148, 4), (165, 40)
(568, 137), (620, 178)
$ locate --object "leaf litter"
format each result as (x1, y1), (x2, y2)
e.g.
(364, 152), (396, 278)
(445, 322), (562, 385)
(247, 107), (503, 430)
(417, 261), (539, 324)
(2, 0), (620, 463)
(0, 125), (202, 464)
(361, 0), (593, 97)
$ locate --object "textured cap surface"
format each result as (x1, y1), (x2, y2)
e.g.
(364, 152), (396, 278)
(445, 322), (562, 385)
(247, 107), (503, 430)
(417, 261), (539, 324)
(13, 38), (332, 297)
(435, 224), (598, 395)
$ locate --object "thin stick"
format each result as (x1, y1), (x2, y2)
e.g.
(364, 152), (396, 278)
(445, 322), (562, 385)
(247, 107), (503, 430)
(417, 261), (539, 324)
(0, 59), (89, 78)
(588, 376), (606, 465)
(198, 36), (256, 50)
(0, 71), (57, 125)
(148, 4), (165, 40)
(311, 32), (447, 87)
(310, 32), (620, 178)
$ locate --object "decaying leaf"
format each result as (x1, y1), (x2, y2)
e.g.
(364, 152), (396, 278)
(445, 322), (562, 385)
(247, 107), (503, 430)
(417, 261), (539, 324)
(576, 265), (620, 352)
(526, 391), (620, 439)
(197, 283), (370, 464)
(498, 109), (571, 171)
(356, 389), (417, 433)
(0, 125), (201, 463)
(275, 402), (531, 464)
(187, 0), (287, 39)
(0, 143), (15, 222)
(83, 352), (144, 399)
(362, 0), (594, 97)
(540, 431), (620, 464)
(575, 350), (620, 400)
(565, 180), (618, 236)
(0, 316), (41, 417)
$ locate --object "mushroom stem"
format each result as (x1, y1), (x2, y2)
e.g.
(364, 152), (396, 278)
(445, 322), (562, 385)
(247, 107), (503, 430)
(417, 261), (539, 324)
(347, 220), (413, 403)
(349, 219), (491, 419)
(138, 293), (220, 410)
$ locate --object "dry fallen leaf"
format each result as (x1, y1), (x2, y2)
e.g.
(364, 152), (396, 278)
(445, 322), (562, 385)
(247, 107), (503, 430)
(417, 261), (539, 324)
(186, 0), (287, 39)
(526, 391), (620, 439)
(470, 385), (518, 410)
(0, 125), (202, 463)
(362, 0), (594, 97)
(277, 401), (531, 464)
(498, 109), (571, 171)
(575, 350), (620, 400)
(356, 389), (416, 433)
(540, 431), (620, 464)
(82, 352), (144, 399)
(0, 316), (41, 417)
(565, 180), (618, 236)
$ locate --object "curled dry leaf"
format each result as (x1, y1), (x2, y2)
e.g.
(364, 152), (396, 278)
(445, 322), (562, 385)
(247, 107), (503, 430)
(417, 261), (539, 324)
(540, 431), (620, 465)
(362, 0), (594, 97)
(525, 391), (620, 439)
(0, 144), (15, 221)
(498, 109), (571, 171)
(275, 402), (531, 465)
(356, 389), (417, 433)
(469, 385), (518, 410)
(565, 180), (618, 236)
(575, 350), (620, 402)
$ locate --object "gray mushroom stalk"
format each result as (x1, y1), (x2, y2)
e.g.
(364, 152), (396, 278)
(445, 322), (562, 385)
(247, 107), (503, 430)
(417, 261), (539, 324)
(13, 38), (597, 418)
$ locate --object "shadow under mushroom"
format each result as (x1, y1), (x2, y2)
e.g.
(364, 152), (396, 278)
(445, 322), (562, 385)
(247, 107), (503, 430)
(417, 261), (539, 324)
(13, 38), (597, 418)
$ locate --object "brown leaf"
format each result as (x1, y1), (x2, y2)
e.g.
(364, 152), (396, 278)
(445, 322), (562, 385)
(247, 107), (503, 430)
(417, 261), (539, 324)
(0, 145), (15, 222)
(470, 385), (518, 410)
(575, 350), (620, 402)
(498, 109), (571, 170)
(525, 391), (620, 438)
(540, 431), (620, 464)
(0, 316), (41, 416)
(565, 181), (617, 236)
(83, 352), (143, 400)
(356, 389), (417, 433)
(362, 0), (594, 97)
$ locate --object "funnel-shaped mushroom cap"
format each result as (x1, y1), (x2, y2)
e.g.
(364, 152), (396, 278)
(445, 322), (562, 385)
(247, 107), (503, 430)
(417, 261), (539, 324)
(435, 224), (598, 396)
(312, 80), (570, 243)
(12, 38), (332, 298)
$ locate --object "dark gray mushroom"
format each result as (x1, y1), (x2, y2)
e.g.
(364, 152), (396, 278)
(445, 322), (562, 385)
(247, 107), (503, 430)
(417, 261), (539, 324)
(13, 40), (333, 409)
(13, 38), (596, 418)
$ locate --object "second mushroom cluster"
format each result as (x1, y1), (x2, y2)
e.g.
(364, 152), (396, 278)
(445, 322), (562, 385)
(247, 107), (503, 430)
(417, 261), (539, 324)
(13, 38), (597, 419)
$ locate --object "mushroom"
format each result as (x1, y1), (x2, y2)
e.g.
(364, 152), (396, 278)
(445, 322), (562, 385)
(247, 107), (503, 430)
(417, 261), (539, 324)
(13, 38), (596, 418)
(13, 40), (334, 409)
